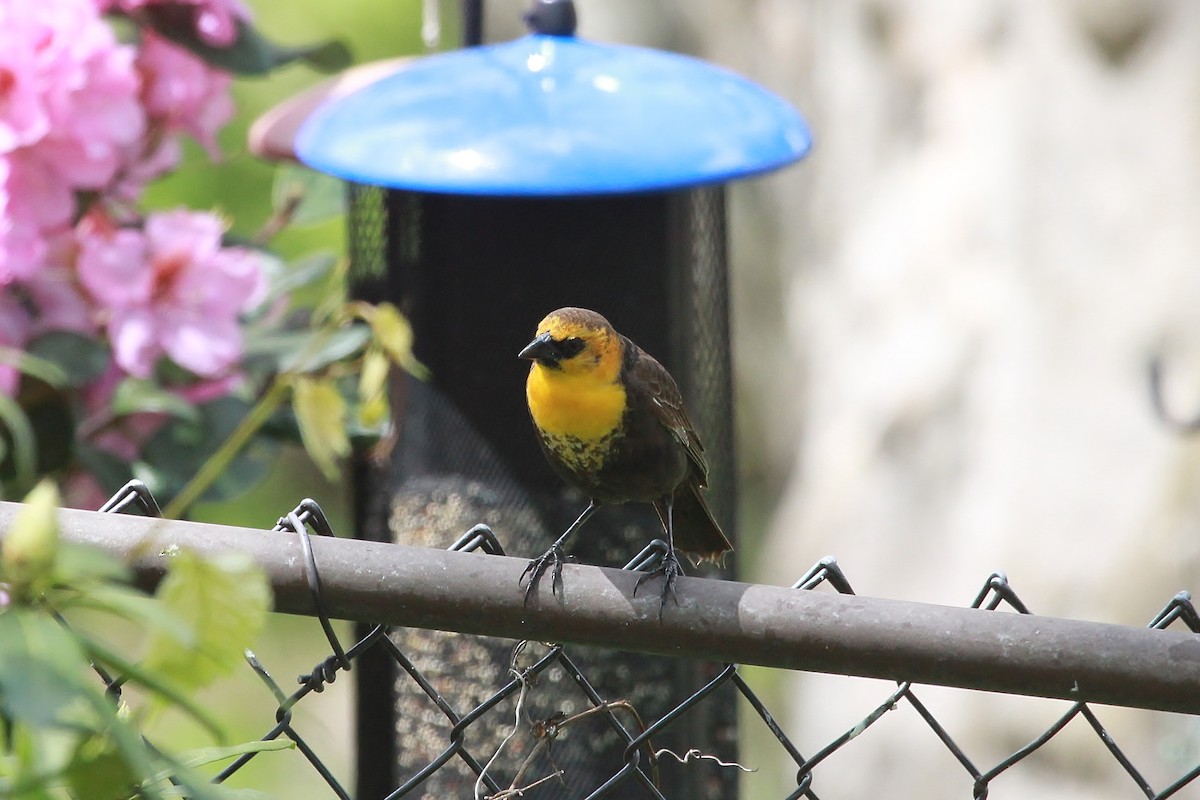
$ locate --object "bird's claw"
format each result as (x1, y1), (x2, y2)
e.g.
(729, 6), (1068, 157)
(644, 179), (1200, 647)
(521, 543), (566, 603)
(634, 550), (684, 619)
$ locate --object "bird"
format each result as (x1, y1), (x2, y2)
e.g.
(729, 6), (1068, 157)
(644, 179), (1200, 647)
(518, 306), (733, 614)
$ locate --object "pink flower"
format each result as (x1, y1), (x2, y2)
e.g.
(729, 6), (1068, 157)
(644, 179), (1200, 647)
(0, 290), (31, 395)
(76, 209), (265, 379)
(0, 18), (48, 153)
(0, 0), (144, 182)
(136, 32), (234, 159)
(0, 155), (45, 284)
(187, 0), (253, 47)
(76, 360), (244, 473)
(0, 0), (144, 278)
(23, 270), (95, 337)
(102, 0), (253, 47)
(111, 136), (181, 202)
(78, 364), (166, 461)
(1, 230), (94, 395)
(177, 371), (244, 403)
(1, 151), (72, 282)
(61, 469), (111, 510)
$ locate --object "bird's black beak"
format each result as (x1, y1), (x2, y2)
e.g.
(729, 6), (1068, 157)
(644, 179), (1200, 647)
(519, 332), (557, 362)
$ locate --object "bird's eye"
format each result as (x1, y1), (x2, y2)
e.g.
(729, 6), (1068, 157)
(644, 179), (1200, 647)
(556, 336), (586, 359)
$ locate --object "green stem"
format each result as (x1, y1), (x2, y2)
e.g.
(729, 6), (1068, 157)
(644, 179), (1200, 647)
(163, 378), (291, 519)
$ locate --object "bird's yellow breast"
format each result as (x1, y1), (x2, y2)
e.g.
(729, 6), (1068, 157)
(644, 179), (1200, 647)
(526, 363), (627, 443)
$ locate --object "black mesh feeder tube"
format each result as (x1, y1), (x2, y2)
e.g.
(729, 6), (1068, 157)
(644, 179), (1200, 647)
(292, 1), (811, 796)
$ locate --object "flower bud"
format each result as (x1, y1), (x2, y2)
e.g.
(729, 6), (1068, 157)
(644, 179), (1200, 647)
(3, 481), (61, 601)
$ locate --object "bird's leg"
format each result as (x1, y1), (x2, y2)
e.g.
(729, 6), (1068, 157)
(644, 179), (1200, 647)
(522, 501), (599, 603)
(635, 496), (684, 618)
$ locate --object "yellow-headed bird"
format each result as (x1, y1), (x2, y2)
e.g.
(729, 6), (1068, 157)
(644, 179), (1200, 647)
(518, 307), (733, 612)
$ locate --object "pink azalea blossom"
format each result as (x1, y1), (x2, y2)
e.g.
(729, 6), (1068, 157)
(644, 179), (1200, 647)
(78, 364), (165, 461)
(191, 0), (252, 46)
(1, 152), (73, 281)
(61, 469), (111, 510)
(0, 155), (42, 284)
(23, 270), (95, 337)
(176, 371), (244, 403)
(136, 32), (234, 159)
(0, 291), (31, 395)
(0, 7), (54, 152)
(0, 0), (144, 278)
(0, 0), (145, 183)
(100, 0), (253, 47)
(76, 209), (265, 379)
(0, 234), (93, 395)
(111, 136), (181, 203)
(75, 357), (244, 477)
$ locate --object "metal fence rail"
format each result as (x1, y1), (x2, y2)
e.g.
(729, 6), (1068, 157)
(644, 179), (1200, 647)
(2, 489), (1199, 799)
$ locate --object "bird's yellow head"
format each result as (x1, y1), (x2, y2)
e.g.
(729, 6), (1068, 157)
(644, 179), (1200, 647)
(518, 307), (624, 383)
(520, 307), (627, 445)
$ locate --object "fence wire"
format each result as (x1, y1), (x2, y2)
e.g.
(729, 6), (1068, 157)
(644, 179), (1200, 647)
(88, 481), (1200, 799)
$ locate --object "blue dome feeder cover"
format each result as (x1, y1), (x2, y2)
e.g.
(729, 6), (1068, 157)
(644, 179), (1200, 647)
(296, 10), (811, 196)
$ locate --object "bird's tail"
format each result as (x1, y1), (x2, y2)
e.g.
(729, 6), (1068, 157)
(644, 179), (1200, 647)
(656, 482), (733, 563)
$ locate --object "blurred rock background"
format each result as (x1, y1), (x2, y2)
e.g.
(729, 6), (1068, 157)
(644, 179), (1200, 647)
(546, 0), (1200, 797)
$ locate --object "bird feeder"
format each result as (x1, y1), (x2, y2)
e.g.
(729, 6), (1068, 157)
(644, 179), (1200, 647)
(266, 0), (811, 795)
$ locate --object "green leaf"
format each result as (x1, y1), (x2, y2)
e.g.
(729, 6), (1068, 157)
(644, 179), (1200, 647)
(273, 165), (346, 226)
(140, 9), (351, 75)
(0, 393), (37, 493)
(4, 724), (76, 799)
(0, 610), (96, 729)
(53, 543), (129, 587)
(279, 324), (372, 374)
(0, 345), (67, 388)
(367, 303), (427, 378)
(240, 330), (305, 374)
(294, 38), (353, 72)
(139, 397), (277, 505)
(65, 734), (138, 800)
(176, 785), (276, 800)
(256, 252), (338, 309)
(292, 376), (350, 481)
(72, 688), (172, 800)
(241, 323), (370, 376)
(0, 610), (227, 800)
(74, 444), (136, 497)
(62, 585), (192, 649)
(142, 549), (270, 692)
(143, 744), (288, 800)
(25, 333), (109, 388)
(357, 348), (389, 429)
(235, 250), (287, 321)
(110, 379), (200, 423)
(143, 769), (251, 800)
(176, 739), (293, 770)
(80, 635), (223, 742)
(311, 259), (350, 324)
(0, 615), (145, 798)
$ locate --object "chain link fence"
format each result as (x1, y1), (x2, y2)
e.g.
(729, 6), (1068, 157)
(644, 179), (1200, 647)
(25, 482), (1200, 799)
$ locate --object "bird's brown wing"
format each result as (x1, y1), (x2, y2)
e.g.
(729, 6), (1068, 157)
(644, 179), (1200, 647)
(629, 341), (732, 559)
(633, 349), (710, 488)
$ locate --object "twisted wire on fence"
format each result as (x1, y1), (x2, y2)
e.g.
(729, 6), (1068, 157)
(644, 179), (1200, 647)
(90, 482), (1200, 799)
